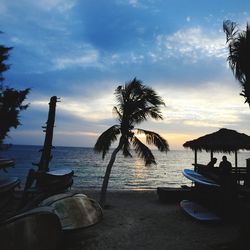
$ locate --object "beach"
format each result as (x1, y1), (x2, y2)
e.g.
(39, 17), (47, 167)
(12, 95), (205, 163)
(2, 146), (248, 249)
(64, 189), (239, 250)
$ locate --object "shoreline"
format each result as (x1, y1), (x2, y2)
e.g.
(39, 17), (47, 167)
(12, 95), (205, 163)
(65, 189), (239, 250)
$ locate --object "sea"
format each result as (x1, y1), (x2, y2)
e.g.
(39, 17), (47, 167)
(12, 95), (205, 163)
(1, 145), (250, 190)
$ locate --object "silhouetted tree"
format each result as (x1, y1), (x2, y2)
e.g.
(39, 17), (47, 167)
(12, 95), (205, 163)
(0, 41), (12, 84)
(0, 88), (30, 145)
(223, 20), (250, 106)
(0, 35), (30, 146)
(94, 78), (169, 206)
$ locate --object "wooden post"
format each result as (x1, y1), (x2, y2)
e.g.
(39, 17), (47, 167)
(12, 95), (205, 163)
(235, 150), (239, 184)
(194, 149), (197, 171)
(210, 150), (213, 161)
(38, 96), (58, 172)
(235, 150), (238, 169)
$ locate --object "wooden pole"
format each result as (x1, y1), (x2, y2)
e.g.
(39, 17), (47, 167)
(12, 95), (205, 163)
(38, 96), (58, 172)
(235, 150), (239, 184)
(194, 149), (197, 171)
(210, 150), (213, 161)
(235, 150), (238, 168)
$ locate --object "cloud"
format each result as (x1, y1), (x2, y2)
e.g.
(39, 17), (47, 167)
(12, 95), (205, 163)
(28, 88), (115, 123)
(159, 80), (247, 129)
(155, 26), (227, 62)
(57, 91), (115, 123)
(0, 0), (77, 20)
(117, 0), (155, 9)
(0, 2), (7, 15)
(24, 0), (77, 13)
(128, 0), (139, 7)
(56, 131), (99, 137)
(53, 49), (101, 70)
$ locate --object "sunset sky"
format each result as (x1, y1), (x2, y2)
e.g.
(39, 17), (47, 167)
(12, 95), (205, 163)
(1, 0), (250, 149)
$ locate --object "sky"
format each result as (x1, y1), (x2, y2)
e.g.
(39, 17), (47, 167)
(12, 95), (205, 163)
(0, 0), (250, 150)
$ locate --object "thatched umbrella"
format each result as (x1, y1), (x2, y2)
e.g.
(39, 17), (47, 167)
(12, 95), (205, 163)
(183, 128), (250, 168)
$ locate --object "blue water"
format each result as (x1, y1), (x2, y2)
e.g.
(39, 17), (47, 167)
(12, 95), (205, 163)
(1, 145), (250, 190)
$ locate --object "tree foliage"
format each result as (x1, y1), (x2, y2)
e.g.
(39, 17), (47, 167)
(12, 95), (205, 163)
(0, 35), (30, 145)
(0, 88), (30, 144)
(94, 78), (169, 165)
(0, 43), (12, 83)
(223, 20), (250, 106)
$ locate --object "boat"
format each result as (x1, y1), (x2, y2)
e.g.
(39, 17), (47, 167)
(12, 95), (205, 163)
(182, 169), (220, 187)
(180, 200), (221, 221)
(0, 177), (20, 213)
(0, 159), (15, 172)
(0, 158), (20, 212)
(35, 168), (74, 193)
(0, 177), (20, 193)
(39, 192), (103, 230)
(0, 206), (62, 250)
(180, 169), (221, 221)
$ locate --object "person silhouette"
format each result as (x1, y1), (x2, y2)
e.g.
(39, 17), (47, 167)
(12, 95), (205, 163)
(219, 156), (232, 175)
(218, 156), (236, 218)
(207, 157), (217, 169)
(197, 158), (218, 180)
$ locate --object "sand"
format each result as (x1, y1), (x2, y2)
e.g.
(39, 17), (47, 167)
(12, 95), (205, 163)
(64, 189), (240, 250)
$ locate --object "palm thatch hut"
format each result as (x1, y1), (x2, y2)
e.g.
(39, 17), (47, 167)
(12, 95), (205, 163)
(183, 128), (250, 168)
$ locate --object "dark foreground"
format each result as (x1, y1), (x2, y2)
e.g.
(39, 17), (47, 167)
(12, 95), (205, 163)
(62, 190), (242, 250)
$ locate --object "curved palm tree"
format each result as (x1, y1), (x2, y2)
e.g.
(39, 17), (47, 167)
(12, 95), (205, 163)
(223, 20), (250, 106)
(94, 78), (169, 206)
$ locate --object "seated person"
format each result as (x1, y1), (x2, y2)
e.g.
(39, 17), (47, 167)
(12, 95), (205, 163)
(219, 155), (232, 175)
(197, 157), (219, 180)
(218, 156), (236, 214)
(207, 157), (217, 169)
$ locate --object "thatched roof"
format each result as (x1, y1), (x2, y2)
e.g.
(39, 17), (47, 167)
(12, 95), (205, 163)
(183, 128), (250, 153)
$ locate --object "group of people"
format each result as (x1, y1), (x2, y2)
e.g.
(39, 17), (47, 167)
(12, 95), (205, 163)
(203, 156), (238, 217)
(206, 155), (232, 175)
(197, 155), (233, 183)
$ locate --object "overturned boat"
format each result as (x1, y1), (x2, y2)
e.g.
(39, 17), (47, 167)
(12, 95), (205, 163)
(40, 192), (103, 231)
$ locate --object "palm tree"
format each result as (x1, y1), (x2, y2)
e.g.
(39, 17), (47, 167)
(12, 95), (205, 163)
(94, 78), (169, 206)
(223, 20), (250, 106)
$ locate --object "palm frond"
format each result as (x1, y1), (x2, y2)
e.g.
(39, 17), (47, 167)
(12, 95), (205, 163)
(94, 125), (120, 159)
(137, 129), (169, 152)
(224, 20), (250, 106)
(132, 136), (156, 165)
(128, 106), (163, 126)
(122, 137), (132, 157)
(114, 85), (124, 107)
(125, 78), (143, 101)
(116, 79), (166, 127)
(112, 106), (122, 121)
(223, 20), (238, 42)
(143, 87), (166, 107)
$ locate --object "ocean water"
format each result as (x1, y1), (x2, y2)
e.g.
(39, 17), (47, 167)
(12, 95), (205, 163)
(1, 145), (250, 190)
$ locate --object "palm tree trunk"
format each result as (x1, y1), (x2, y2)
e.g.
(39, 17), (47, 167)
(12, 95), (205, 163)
(99, 139), (123, 207)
